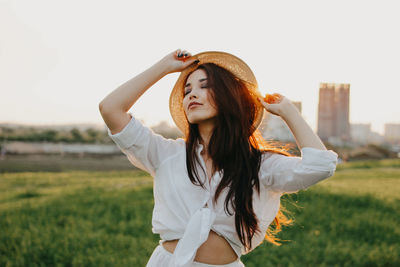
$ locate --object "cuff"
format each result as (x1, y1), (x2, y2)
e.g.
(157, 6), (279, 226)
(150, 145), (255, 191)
(107, 113), (139, 149)
(300, 147), (338, 171)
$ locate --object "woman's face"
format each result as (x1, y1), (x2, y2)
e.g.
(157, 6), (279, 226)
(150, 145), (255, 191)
(183, 69), (218, 125)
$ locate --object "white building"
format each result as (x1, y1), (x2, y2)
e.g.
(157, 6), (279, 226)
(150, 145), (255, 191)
(384, 123), (400, 143)
(350, 123), (386, 145)
(368, 131), (385, 144)
(351, 123), (371, 144)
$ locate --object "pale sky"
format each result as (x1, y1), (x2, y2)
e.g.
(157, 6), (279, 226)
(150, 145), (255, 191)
(1, 0), (399, 135)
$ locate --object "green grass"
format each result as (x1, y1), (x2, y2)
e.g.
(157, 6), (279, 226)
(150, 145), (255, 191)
(0, 154), (134, 173)
(0, 160), (399, 266)
(337, 158), (400, 170)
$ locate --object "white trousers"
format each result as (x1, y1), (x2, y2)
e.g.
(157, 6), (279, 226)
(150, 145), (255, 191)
(145, 241), (246, 267)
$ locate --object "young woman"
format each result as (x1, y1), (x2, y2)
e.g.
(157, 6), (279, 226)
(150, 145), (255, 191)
(99, 49), (338, 267)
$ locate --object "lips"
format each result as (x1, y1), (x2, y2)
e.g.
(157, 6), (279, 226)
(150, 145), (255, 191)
(189, 102), (202, 109)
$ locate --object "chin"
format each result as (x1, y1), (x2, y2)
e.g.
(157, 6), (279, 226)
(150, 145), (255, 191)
(189, 116), (215, 125)
(187, 118), (201, 124)
(187, 115), (204, 124)
(186, 110), (216, 124)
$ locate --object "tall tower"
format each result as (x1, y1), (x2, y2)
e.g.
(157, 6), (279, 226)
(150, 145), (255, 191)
(317, 83), (336, 141)
(335, 84), (351, 140)
(317, 83), (351, 142)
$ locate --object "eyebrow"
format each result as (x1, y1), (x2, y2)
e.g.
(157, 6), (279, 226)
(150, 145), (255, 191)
(185, 78), (208, 88)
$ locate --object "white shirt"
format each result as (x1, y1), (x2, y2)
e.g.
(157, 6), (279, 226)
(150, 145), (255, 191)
(107, 113), (338, 267)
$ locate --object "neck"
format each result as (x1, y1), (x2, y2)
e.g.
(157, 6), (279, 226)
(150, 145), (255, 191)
(198, 120), (215, 155)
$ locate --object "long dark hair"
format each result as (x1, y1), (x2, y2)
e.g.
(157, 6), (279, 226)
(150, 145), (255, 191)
(183, 63), (293, 252)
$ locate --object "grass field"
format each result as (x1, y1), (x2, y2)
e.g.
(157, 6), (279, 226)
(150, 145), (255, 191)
(0, 154), (134, 173)
(1, 159), (399, 266)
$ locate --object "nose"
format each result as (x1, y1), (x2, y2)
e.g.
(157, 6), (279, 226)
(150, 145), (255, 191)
(188, 89), (198, 100)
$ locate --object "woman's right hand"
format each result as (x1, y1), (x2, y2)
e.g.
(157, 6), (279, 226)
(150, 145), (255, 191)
(159, 49), (199, 75)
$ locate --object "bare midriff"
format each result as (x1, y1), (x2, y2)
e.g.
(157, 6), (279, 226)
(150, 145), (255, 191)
(162, 229), (238, 265)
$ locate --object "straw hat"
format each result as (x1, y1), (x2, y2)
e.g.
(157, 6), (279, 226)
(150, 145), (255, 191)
(169, 51), (265, 137)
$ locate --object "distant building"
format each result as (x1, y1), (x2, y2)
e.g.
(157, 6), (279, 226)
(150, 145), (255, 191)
(384, 123), (400, 143)
(368, 131), (385, 145)
(351, 123), (371, 144)
(260, 101), (302, 142)
(317, 83), (351, 143)
(351, 123), (385, 145)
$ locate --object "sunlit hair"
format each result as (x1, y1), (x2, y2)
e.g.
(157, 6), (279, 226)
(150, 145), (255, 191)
(182, 63), (296, 252)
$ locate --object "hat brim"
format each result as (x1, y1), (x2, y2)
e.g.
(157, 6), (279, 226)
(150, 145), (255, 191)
(169, 51), (265, 137)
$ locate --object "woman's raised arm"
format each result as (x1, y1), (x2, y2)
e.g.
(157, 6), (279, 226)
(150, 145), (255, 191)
(99, 49), (198, 134)
(258, 94), (327, 151)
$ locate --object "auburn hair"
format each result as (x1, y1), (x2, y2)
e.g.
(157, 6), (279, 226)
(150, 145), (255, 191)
(182, 63), (295, 252)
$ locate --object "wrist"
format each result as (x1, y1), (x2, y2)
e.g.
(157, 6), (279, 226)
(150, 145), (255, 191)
(154, 60), (171, 77)
(281, 102), (301, 121)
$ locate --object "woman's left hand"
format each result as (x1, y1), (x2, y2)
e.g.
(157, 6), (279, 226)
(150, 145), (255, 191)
(257, 93), (294, 118)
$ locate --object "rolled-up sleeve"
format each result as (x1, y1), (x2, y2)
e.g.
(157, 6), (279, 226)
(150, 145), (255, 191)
(106, 113), (181, 177)
(260, 147), (338, 194)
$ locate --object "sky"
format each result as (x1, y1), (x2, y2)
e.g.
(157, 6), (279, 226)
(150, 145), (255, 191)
(1, 0), (399, 135)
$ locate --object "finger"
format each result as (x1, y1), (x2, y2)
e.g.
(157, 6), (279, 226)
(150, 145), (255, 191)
(258, 97), (277, 114)
(178, 51), (186, 59)
(257, 97), (268, 107)
(275, 94), (284, 103)
(184, 58), (199, 66)
(182, 50), (189, 58)
(182, 53), (194, 62)
(259, 97), (279, 114)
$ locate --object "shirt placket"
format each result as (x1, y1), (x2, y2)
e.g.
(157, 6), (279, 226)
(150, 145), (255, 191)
(198, 151), (216, 210)
(168, 144), (218, 267)
(169, 203), (217, 267)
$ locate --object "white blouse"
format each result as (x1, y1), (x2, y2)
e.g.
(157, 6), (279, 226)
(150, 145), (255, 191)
(107, 113), (338, 267)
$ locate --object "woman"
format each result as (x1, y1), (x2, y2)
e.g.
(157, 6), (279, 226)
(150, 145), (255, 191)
(99, 49), (338, 267)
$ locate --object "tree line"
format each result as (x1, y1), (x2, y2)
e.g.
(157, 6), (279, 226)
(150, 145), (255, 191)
(0, 122), (183, 144)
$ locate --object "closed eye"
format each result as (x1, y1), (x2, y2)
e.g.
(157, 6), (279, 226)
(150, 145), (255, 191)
(184, 85), (209, 96)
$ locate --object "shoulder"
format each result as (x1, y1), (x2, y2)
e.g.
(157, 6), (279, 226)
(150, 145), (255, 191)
(261, 149), (292, 161)
(159, 137), (186, 155)
(259, 150), (298, 174)
(170, 137), (186, 151)
(176, 138), (186, 146)
(157, 137), (186, 167)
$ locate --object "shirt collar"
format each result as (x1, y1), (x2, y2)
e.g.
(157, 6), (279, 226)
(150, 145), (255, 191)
(196, 139), (204, 155)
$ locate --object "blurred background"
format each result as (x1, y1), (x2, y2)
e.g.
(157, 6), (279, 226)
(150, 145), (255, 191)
(1, 1), (399, 266)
